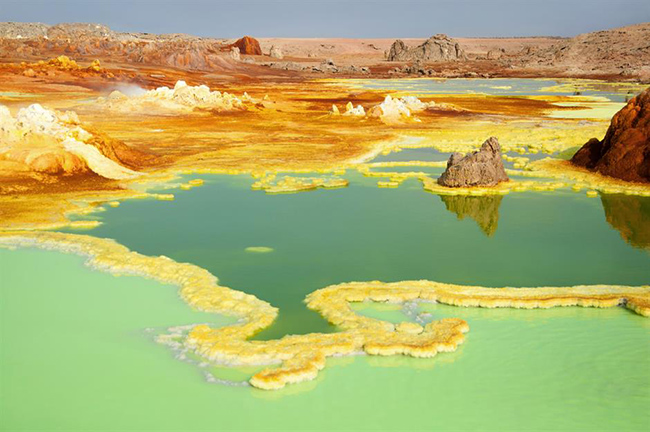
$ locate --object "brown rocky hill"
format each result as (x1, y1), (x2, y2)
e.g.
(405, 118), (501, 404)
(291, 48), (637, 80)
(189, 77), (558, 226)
(571, 87), (650, 183)
(521, 22), (650, 77)
(0, 22), (260, 71)
(2, 21), (649, 78)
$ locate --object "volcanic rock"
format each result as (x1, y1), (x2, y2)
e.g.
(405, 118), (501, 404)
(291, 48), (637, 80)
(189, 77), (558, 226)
(438, 137), (509, 187)
(229, 36), (262, 55)
(571, 87), (650, 183)
(387, 34), (467, 62)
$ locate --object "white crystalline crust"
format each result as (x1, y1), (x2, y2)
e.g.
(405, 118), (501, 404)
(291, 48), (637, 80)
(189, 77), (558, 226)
(101, 80), (248, 113)
(330, 95), (437, 124)
(0, 104), (138, 179)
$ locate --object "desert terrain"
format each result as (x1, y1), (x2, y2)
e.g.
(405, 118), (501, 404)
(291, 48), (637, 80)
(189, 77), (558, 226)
(0, 21), (648, 228)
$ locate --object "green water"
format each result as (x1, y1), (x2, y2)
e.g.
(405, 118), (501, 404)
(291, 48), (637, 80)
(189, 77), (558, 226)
(78, 173), (650, 340)
(1, 246), (649, 431)
(2, 76), (650, 429)
(2, 169), (646, 430)
(339, 78), (641, 102)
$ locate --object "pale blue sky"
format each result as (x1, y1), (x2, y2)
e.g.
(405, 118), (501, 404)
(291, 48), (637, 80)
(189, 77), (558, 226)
(1, 0), (649, 38)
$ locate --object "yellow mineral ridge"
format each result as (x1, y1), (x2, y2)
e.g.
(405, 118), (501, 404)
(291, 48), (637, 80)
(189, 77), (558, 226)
(527, 159), (650, 197)
(252, 175), (348, 194)
(0, 231), (647, 391)
(245, 246), (274, 253)
(21, 55), (102, 72)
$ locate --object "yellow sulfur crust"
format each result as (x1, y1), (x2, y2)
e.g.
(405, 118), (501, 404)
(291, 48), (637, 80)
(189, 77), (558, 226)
(1, 231), (648, 391)
(252, 175), (348, 194)
(527, 159), (650, 197)
(357, 156), (650, 197)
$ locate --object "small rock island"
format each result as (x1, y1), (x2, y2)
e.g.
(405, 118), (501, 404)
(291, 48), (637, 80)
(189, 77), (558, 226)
(438, 136), (509, 187)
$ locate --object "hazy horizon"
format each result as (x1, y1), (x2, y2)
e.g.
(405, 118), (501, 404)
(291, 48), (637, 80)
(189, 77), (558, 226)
(1, 0), (649, 39)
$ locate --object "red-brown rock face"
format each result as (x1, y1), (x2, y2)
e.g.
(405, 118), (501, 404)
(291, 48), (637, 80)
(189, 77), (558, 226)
(229, 36), (262, 55)
(571, 87), (650, 183)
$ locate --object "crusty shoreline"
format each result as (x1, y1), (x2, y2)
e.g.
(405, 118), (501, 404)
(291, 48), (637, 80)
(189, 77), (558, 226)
(1, 230), (648, 390)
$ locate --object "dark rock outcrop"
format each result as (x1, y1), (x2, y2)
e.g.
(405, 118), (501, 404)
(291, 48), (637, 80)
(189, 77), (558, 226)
(228, 36), (262, 55)
(571, 87), (650, 183)
(387, 34), (466, 62)
(438, 137), (509, 187)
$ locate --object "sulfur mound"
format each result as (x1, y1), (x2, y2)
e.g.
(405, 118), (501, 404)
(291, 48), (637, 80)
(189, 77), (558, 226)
(0, 104), (140, 179)
(13, 55), (104, 78)
(387, 34), (467, 62)
(438, 137), (509, 187)
(333, 95), (460, 124)
(571, 87), (650, 183)
(99, 80), (249, 114)
(42, 55), (81, 70)
(330, 102), (365, 117)
(366, 95), (435, 124)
